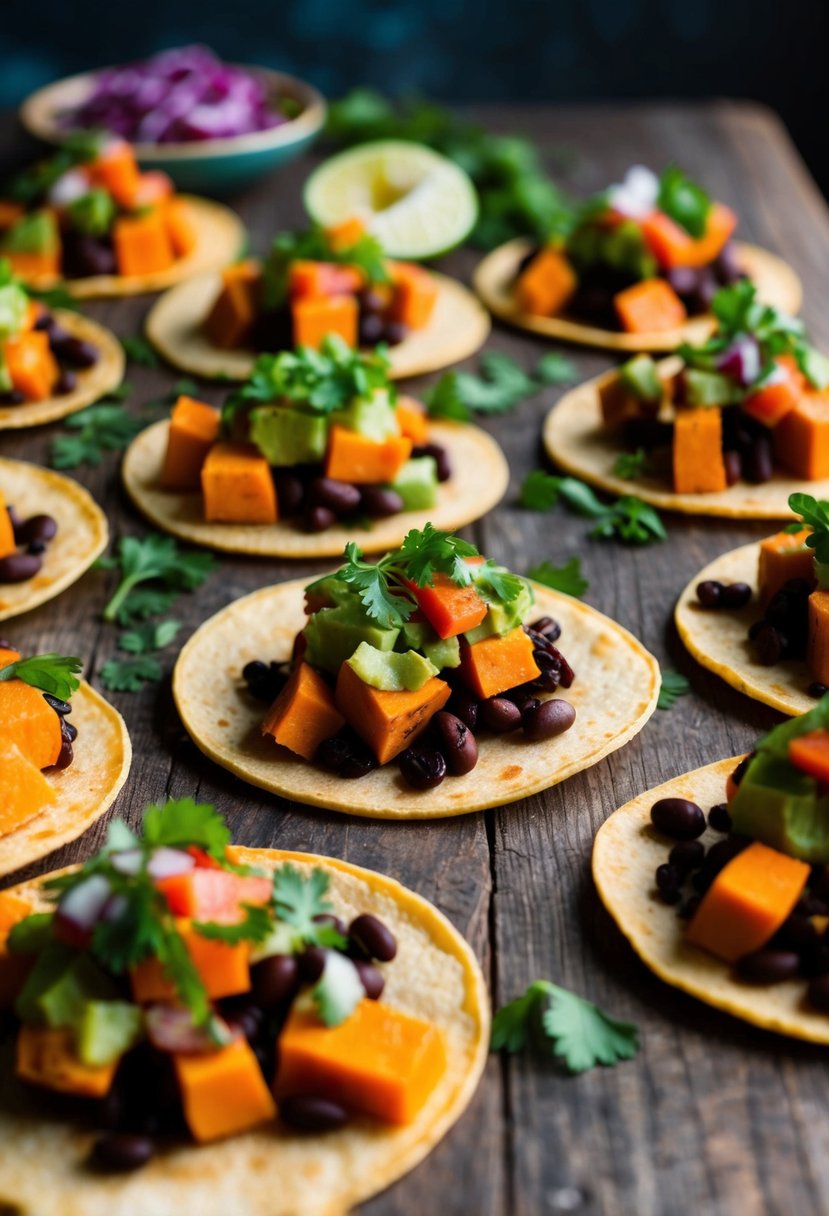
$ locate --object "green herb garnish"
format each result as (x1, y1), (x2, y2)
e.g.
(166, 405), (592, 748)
(657, 165), (711, 238)
(612, 448), (650, 480)
(526, 557), (588, 597)
(98, 534), (215, 625)
(657, 670), (691, 711)
(101, 619), (182, 691)
(0, 653), (82, 700)
(5, 131), (103, 206)
(426, 351), (575, 423)
(521, 471), (666, 545)
(261, 226), (389, 311)
(787, 494), (829, 564)
(121, 334), (160, 367)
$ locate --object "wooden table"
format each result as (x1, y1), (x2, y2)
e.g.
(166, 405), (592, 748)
(3, 102), (829, 1215)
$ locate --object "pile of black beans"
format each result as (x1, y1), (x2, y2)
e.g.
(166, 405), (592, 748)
(86, 910), (398, 1171)
(747, 577), (811, 667)
(719, 406), (775, 485)
(356, 287), (409, 348)
(0, 508), (59, 584)
(61, 231), (118, 279)
(695, 578), (753, 611)
(0, 310), (99, 406)
(649, 770), (829, 1009)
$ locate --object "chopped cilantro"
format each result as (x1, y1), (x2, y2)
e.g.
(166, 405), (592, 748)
(121, 334), (159, 367)
(143, 797), (230, 859)
(260, 226), (389, 311)
(426, 350), (576, 422)
(520, 471), (666, 546)
(98, 534), (215, 624)
(272, 864), (347, 949)
(526, 557), (588, 597)
(193, 904), (273, 946)
(788, 493), (829, 565)
(657, 670), (691, 711)
(98, 655), (163, 692)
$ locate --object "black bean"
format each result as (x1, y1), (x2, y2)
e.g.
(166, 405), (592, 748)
(655, 863), (682, 904)
(307, 477), (361, 514)
(52, 336), (98, 368)
(251, 954), (299, 1009)
(481, 697), (522, 733)
(720, 582), (752, 610)
(398, 747), (447, 790)
(43, 694), (72, 716)
(223, 999), (263, 1040)
(522, 698), (576, 742)
(359, 289), (388, 316)
(723, 449), (742, 486)
(433, 710), (478, 775)
(339, 747), (377, 779)
(279, 1095), (348, 1132)
(807, 974), (829, 1012)
(90, 1132), (154, 1173)
(533, 648), (559, 672)
(703, 836), (749, 878)
(753, 623), (784, 666)
(650, 797), (706, 841)
(736, 950), (800, 984)
(314, 912), (347, 938)
(744, 436), (773, 484)
(52, 719), (75, 770)
(802, 939), (829, 979)
(0, 389), (24, 406)
(799, 895), (829, 918)
(304, 505), (337, 533)
(28, 541), (46, 556)
(669, 839), (705, 874)
(54, 370), (78, 395)
(773, 912), (816, 955)
(314, 734), (353, 772)
(382, 320), (408, 346)
(354, 958), (385, 999)
(63, 720), (78, 742)
(692, 868), (714, 894)
(34, 312), (55, 332)
(298, 946), (327, 983)
(349, 913), (397, 963)
(544, 645), (575, 689)
(678, 894), (702, 920)
(446, 688), (479, 730)
(696, 579), (723, 608)
(708, 803), (732, 833)
(16, 514), (58, 547)
(358, 312), (386, 346)
(412, 442), (452, 483)
(359, 486), (405, 517)
(731, 755), (752, 787)
(273, 472), (305, 516)
(528, 616), (562, 641)
(0, 553), (42, 583)
(810, 866), (829, 904)
(243, 659), (270, 685)
(808, 682), (829, 699)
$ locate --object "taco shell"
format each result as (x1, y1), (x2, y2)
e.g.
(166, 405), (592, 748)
(145, 267), (491, 381)
(172, 580), (660, 819)
(0, 846), (488, 1216)
(122, 418), (509, 557)
(0, 679), (131, 876)
(544, 356), (829, 518)
(0, 457), (108, 622)
(18, 198), (244, 300)
(675, 539), (811, 715)
(0, 309), (125, 430)
(474, 237), (803, 352)
(593, 757), (829, 1042)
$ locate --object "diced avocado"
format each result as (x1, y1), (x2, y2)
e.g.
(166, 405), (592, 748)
(75, 1000), (143, 1068)
(249, 405), (328, 466)
(0, 283), (29, 342)
(304, 604), (400, 674)
(67, 189), (117, 238)
(1, 211), (58, 255)
(16, 947), (116, 1029)
(0, 351), (12, 394)
(330, 389), (398, 440)
(15, 943), (78, 1025)
(603, 220), (658, 280)
(304, 573), (360, 612)
(347, 642), (438, 692)
(390, 457), (438, 511)
(619, 354), (663, 403)
(465, 579), (534, 644)
(311, 951), (364, 1027)
(400, 620), (461, 671)
(730, 753), (829, 862)
(682, 368), (741, 408)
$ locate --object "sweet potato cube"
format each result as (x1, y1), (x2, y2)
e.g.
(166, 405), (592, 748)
(262, 662), (345, 761)
(672, 407), (727, 494)
(175, 1037), (276, 1143)
(201, 442), (277, 525)
(3, 330), (58, 401)
(90, 141), (142, 207)
(459, 626), (541, 700)
(161, 395), (221, 491)
(758, 528), (814, 607)
(164, 197), (197, 256)
(113, 209), (175, 277)
(276, 999), (446, 1125)
(686, 841), (809, 963)
(325, 425), (411, 485)
(0, 647), (21, 668)
(395, 396), (429, 444)
(413, 573), (488, 640)
(16, 1026), (117, 1098)
(389, 262), (439, 329)
(335, 661), (450, 764)
(808, 590), (829, 686)
(0, 739), (57, 835)
(773, 392), (829, 480)
(4, 249), (61, 280)
(640, 202), (737, 270)
(325, 217), (366, 251)
(289, 261), (364, 299)
(292, 294), (359, 350)
(0, 681), (62, 770)
(203, 261), (262, 350)
(130, 919), (251, 1003)
(515, 247), (577, 317)
(0, 492), (16, 559)
(614, 278), (687, 334)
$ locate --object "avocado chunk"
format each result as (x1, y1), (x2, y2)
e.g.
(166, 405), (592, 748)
(0, 351), (12, 394)
(304, 604), (400, 674)
(400, 621), (460, 671)
(390, 457), (438, 511)
(730, 753), (829, 862)
(330, 390), (398, 440)
(619, 354), (663, 403)
(347, 642), (438, 692)
(75, 1000), (143, 1068)
(682, 368), (742, 408)
(0, 283), (29, 342)
(2, 211), (58, 255)
(568, 219), (657, 280)
(250, 405), (328, 466)
(16, 948), (116, 1029)
(464, 579), (534, 644)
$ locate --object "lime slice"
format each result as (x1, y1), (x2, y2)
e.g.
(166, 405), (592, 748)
(304, 140), (478, 260)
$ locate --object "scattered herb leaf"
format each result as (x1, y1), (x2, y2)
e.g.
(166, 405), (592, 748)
(426, 350), (576, 422)
(520, 471), (666, 545)
(99, 654), (163, 692)
(526, 557), (588, 597)
(657, 670), (691, 710)
(535, 351), (578, 385)
(98, 534), (215, 624)
(193, 904), (273, 946)
(118, 619), (181, 655)
(121, 334), (159, 367)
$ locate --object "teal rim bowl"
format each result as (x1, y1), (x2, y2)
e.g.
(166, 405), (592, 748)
(19, 65), (326, 196)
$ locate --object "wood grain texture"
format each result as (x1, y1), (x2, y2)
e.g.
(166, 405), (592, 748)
(1, 101), (827, 1215)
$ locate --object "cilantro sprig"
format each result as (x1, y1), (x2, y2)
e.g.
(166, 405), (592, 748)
(261, 226), (390, 311)
(657, 670), (691, 711)
(521, 471), (666, 546)
(492, 980), (639, 1073)
(99, 620), (182, 693)
(526, 557), (588, 597)
(98, 534), (215, 625)
(0, 653), (82, 700)
(788, 493), (829, 565)
(121, 334), (159, 367)
(426, 351), (576, 423)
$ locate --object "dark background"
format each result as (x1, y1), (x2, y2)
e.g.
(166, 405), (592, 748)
(2, 0), (827, 193)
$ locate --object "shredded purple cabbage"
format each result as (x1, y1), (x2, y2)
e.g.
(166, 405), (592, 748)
(59, 45), (293, 143)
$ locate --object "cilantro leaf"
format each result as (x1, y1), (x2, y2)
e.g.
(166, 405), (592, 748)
(49, 395), (146, 470)
(0, 653), (82, 699)
(535, 351), (577, 385)
(121, 334), (159, 367)
(789, 493), (829, 566)
(98, 534), (215, 624)
(118, 618), (181, 655)
(426, 350), (574, 422)
(98, 655), (163, 692)
(337, 542), (415, 630)
(112, 586), (178, 627)
(527, 557), (588, 597)
(397, 524), (478, 587)
(521, 471), (666, 546)
(520, 469), (561, 511)
(657, 165), (711, 238)
(193, 904), (273, 946)
(474, 560), (527, 606)
(143, 798), (230, 859)
(491, 980), (639, 1073)
(272, 864), (346, 948)
(657, 670), (691, 711)
(612, 448), (650, 480)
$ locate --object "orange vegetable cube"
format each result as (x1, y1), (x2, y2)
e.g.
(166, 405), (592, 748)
(395, 396), (429, 444)
(164, 197), (197, 257)
(459, 626), (541, 700)
(808, 590), (829, 686)
(161, 395), (221, 491)
(514, 247), (577, 317)
(289, 260), (363, 299)
(130, 919), (251, 1002)
(0, 490), (16, 559)
(758, 528), (814, 607)
(0, 739), (57, 835)
(389, 262), (439, 329)
(743, 358), (802, 427)
(3, 330), (58, 401)
(292, 294), (359, 350)
(201, 442), (278, 525)
(686, 841), (809, 963)
(672, 407), (727, 494)
(156, 868), (272, 921)
(615, 278), (687, 334)
(0, 200), (24, 230)
(325, 217), (366, 251)
(133, 170), (174, 208)
(325, 425), (411, 484)
(113, 209), (175, 277)
(335, 661), (450, 764)
(412, 573), (488, 640)
(0, 647), (21, 668)
(0, 680), (62, 769)
(773, 391), (829, 480)
(276, 999), (446, 1125)
(174, 1037), (276, 1143)
(203, 260), (262, 350)
(262, 662), (345, 761)
(16, 1026), (117, 1098)
(640, 202), (737, 270)
(90, 141), (142, 207)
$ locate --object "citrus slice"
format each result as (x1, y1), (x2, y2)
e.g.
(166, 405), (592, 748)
(304, 140), (478, 259)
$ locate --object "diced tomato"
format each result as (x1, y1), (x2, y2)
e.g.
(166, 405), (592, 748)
(409, 573), (488, 640)
(156, 868), (272, 921)
(185, 845), (223, 870)
(289, 260), (364, 299)
(789, 730), (829, 784)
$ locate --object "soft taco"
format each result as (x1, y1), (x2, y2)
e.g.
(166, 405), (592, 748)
(593, 699), (829, 1042)
(0, 647), (130, 875)
(0, 798), (489, 1215)
(0, 457), (108, 622)
(675, 492), (829, 716)
(173, 527), (660, 818)
(474, 163), (801, 352)
(122, 338), (508, 558)
(145, 218), (490, 381)
(544, 281), (829, 518)
(0, 137), (243, 299)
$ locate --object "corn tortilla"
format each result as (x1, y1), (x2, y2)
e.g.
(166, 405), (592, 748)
(0, 679), (131, 877)
(593, 757), (829, 1042)
(15, 198), (244, 300)
(145, 268), (491, 381)
(122, 418), (509, 557)
(0, 847), (489, 1216)
(0, 310), (124, 430)
(172, 580), (660, 819)
(0, 457), (108, 622)
(544, 356), (829, 518)
(474, 238), (803, 352)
